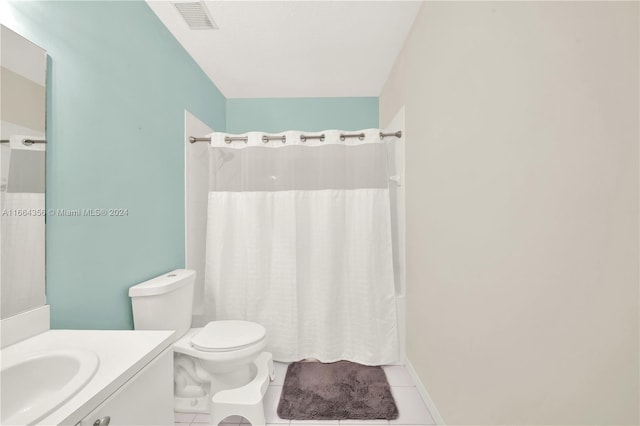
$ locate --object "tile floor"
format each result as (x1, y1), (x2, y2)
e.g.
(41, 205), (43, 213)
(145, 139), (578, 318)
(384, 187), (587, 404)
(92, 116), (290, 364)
(175, 363), (436, 426)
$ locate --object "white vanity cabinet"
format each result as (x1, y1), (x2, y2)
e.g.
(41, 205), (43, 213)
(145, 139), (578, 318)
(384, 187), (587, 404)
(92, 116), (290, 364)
(76, 349), (174, 426)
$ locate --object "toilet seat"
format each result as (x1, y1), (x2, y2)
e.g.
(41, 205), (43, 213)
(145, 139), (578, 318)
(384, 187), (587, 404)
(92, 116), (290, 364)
(173, 326), (268, 364)
(190, 320), (266, 353)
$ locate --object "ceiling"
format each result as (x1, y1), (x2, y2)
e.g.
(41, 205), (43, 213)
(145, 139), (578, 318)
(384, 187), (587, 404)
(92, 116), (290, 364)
(145, 1), (422, 98)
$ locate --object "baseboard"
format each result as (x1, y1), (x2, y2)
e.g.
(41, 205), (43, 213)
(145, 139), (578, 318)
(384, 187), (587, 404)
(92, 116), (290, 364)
(404, 356), (446, 425)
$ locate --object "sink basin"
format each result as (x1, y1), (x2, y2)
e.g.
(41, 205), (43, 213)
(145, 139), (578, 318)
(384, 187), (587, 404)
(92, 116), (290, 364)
(1, 349), (99, 425)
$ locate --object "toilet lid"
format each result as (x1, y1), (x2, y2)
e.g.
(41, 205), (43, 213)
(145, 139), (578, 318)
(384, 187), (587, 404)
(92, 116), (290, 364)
(191, 320), (266, 352)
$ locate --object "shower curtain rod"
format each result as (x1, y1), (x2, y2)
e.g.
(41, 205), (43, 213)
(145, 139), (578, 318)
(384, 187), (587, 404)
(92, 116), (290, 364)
(188, 131), (402, 144)
(0, 139), (47, 145)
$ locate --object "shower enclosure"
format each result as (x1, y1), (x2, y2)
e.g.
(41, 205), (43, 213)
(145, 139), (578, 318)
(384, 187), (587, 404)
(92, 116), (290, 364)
(185, 120), (405, 366)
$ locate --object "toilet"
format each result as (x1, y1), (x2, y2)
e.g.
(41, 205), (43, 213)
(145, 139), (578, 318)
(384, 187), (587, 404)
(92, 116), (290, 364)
(129, 269), (270, 415)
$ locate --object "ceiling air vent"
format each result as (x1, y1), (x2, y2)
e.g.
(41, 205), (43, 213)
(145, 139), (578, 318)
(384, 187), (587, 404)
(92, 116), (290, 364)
(172, 1), (218, 30)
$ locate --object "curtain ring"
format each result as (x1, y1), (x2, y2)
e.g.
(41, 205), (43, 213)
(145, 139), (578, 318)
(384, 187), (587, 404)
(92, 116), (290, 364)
(225, 138), (231, 144)
(262, 136), (269, 144)
(359, 134), (365, 141)
(301, 135), (306, 143)
(339, 134), (346, 141)
(320, 135), (325, 142)
(281, 136), (286, 144)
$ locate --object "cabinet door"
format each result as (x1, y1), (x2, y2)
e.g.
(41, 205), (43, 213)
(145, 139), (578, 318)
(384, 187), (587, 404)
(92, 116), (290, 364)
(79, 349), (174, 426)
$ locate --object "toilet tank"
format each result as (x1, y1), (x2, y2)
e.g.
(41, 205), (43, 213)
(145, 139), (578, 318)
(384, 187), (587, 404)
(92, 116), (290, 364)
(129, 269), (195, 340)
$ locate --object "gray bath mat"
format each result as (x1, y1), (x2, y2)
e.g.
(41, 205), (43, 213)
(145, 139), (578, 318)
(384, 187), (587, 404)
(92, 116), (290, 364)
(277, 361), (399, 420)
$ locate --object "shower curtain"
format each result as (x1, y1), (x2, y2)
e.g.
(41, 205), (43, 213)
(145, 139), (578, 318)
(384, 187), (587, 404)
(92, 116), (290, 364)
(203, 129), (398, 365)
(0, 135), (46, 317)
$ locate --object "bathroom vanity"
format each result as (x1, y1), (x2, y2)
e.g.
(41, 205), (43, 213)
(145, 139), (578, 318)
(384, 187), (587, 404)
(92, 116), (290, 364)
(0, 307), (176, 426)
(69, 331), (174, 426)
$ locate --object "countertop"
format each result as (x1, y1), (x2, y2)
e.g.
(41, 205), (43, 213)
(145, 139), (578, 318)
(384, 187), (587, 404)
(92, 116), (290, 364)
(1, 329), (175, 425)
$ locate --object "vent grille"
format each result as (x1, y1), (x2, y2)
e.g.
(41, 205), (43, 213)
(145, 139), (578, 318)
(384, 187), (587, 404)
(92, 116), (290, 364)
(172, 1), (218, 30)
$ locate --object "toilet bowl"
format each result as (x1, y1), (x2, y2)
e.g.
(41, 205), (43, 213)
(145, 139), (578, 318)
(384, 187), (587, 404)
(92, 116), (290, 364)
(129, 269), (269, 414)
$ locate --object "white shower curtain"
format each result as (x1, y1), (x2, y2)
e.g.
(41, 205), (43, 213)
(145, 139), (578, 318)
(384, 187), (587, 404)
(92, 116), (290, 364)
(0, 135), (46, 317)
(203, 129), (398, 365)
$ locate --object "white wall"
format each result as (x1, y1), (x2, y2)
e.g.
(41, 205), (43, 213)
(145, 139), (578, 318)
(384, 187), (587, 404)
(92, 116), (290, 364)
(184, 110), (212, 321)
(1, 67), (45, 133)
(380, 2), (639, 425)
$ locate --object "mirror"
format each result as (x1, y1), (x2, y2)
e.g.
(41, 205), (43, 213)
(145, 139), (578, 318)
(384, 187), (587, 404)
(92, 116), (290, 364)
(0, 25), (47, 319)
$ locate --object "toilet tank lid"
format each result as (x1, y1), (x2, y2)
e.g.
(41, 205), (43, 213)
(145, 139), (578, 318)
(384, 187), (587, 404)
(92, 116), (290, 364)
(128, 269), (195, 297)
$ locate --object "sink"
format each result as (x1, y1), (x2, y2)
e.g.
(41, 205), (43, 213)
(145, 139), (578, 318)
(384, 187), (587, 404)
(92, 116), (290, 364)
(1, 349), (99, 425)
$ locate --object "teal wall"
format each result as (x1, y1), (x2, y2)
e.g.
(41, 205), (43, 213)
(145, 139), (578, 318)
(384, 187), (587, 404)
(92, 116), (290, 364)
(226, 97), (379, 133)
(5, 1), (226, 329)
